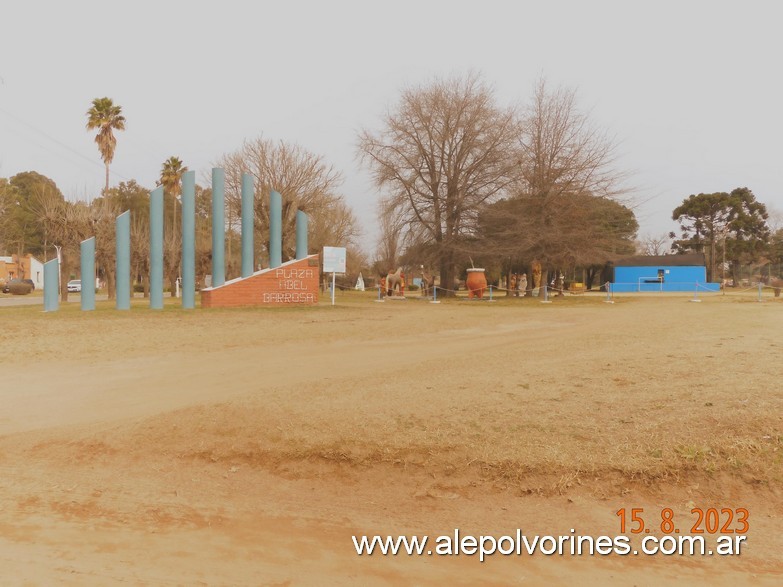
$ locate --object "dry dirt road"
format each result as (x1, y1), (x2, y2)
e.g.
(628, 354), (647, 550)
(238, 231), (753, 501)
(0, 293), (781, 585)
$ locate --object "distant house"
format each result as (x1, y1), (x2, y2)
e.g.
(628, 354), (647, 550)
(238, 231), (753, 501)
(611, 253), (721, 293)
(0, 254), (45, 289)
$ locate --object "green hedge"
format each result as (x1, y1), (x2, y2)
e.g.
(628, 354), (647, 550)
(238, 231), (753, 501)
(9, 282), (33, 295)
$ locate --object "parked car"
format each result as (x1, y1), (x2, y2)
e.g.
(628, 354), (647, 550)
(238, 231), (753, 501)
(67, 279), (82, 292)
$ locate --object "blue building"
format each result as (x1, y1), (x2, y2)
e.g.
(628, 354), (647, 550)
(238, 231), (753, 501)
(611, 254), (721, 293)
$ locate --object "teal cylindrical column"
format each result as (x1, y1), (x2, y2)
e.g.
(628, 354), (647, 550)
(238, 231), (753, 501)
(295, 209), (308, 260)
(115, 210), (131, 310)
(270, 190), (282, 268)
(181, 170), (196, 309)
(43, 258), (59, 312)
(80, 237), (96, 311)
(211, 168), (225, 287)
(241, 173), (254, 278)
(150, 187), (164, 309)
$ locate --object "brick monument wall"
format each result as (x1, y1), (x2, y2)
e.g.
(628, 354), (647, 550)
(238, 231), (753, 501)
(201, 254), (320, 308)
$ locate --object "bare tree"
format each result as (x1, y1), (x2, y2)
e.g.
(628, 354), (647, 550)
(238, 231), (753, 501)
(308, 198), (360, 253)
(34, 196), (91, 301)
(194, 184), (214, 288)
(163, 230), (181, 297)
(768, 207), (783, 233)
(131, 214), (150, 297)
(637, 233), (671, 256)
(214, 138), (356, 273)
(521, 79), (628, 264)
(482, 78), (632, 289)
(358, 73), (519, 293)
(87, 198), (119, 298)
(0, 179), (11, 253)
(103, 180), (151, 296)
(373, 194), (407, 275)
(518, 79), (625, 200)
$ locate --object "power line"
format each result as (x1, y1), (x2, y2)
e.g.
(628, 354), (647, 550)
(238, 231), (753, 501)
(0, 105), (130, 182)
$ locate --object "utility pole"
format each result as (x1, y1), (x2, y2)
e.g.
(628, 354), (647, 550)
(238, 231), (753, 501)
(53, 243), (62, 295)
(720, 226), (728, 291)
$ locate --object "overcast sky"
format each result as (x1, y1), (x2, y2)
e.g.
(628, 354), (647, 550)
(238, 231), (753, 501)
(1, 0), (780, 252)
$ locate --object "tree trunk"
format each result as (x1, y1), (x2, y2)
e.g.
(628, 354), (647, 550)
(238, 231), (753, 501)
(106, 270), (116, 300)
(439, 256), (456, 298)
(169, 271), (178, 298)
(105, 163), (110, 196)
(585, 266), (597, 290)
(600, 263), (614, 291)
(60, 252), (69, 302)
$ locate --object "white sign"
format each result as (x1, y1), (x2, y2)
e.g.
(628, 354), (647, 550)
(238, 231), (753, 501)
(322, 246), (346, 273)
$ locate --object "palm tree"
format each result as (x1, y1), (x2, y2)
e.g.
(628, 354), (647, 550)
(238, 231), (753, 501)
(85, 98), (126, 195)
(158, 156), (188, 232)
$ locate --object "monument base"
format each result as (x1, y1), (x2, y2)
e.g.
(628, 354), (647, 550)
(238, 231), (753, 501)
(201, 254), (320, 308)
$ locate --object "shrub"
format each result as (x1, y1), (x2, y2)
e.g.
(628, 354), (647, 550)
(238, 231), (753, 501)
(9, 282), (33, 295)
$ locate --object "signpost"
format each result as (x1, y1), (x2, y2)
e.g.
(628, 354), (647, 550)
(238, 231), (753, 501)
(322, 246), (346, 306)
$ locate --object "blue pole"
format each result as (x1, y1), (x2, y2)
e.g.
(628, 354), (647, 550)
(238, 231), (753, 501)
(241, 173), (254, 278)
(181, 170), (196, 309)
(150, 187), (164, 309)
(489, 284), (493, 301)
(270, 190), (282, 268)
(43, 259), (59, 312)
(80, 237), (95, 311)
(115, 211), (131, 310)
(295, 209), (308, 260)
(211, 168), (225, 287)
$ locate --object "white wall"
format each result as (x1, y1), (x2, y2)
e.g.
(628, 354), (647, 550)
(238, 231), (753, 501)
(29, 257), (45, 289)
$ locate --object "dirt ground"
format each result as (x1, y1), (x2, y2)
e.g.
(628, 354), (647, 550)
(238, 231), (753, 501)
(1, 291), (781, 585)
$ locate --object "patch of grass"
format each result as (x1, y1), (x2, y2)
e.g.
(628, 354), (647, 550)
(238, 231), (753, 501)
(4, 295), (781, 498)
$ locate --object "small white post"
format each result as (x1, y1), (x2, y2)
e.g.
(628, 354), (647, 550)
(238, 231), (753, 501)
(690, 282), (702, 302)
(604, 281), (614, 304)
(540, 284), (552, 303)
(331, 272), (336, 306)
(54, 244), (62, 294)
(431, 285), (440, 304)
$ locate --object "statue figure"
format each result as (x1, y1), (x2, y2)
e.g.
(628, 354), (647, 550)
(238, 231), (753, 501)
(386, 267), (403, 296)
(531, 261), (542, 296)
(420, 266), (434, 297)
